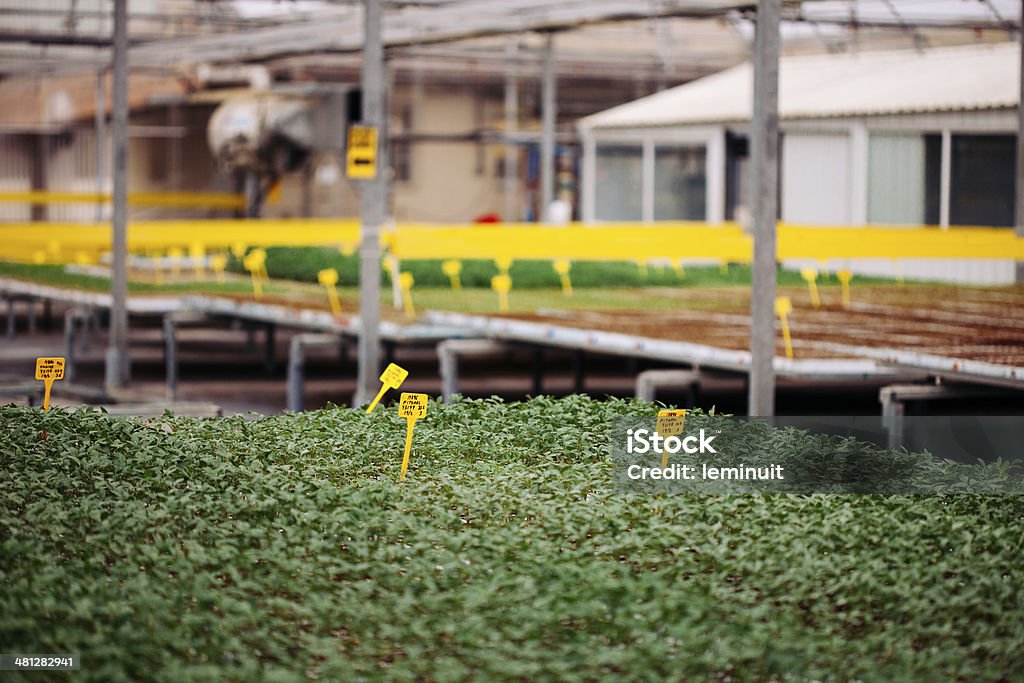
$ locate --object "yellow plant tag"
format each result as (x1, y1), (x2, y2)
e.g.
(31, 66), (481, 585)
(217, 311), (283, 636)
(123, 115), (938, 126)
(398, 392), (428, 480)
(553, 259), (573, 296)
(491, 274), (511, 313)
(775, 296), (794, 360)
(656, 409), (686, 468)
(800, 267), (820, 308)
(210, 253), (228, 283)
(837, 269), (853, 308)
(318, 268), (342, 315)
(366, 362), (409, 414)
(399, 272), (415, 321)
(34, 357), (65, 412)
(495, 256), (513, 273)
(442, 260), (462, 290)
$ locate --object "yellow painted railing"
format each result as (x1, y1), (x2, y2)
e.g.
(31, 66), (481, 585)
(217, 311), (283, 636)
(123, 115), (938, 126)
(0, 219), (1022, 264)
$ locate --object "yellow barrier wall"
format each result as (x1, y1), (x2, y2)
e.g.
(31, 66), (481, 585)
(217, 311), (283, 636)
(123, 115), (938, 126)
(1, 219), (1022, 263)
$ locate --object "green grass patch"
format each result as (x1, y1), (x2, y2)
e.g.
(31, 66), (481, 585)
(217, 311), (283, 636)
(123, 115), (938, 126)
(2, 397), (1022, 681)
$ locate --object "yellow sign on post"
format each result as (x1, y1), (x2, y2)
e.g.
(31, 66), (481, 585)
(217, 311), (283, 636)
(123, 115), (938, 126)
(800, 267), (821, 308)
(346, 125), (378, 179)
(397, 392), (428, 481)
(775, 296), (794, 360)
(837, 269), (853, 308)
(318, 267), (342, 315)
(366, 362), (409, 414)
(442, 260), (462, 290)
(34, 357), (65, 412)
(655, 409), (687, 469)
(491, 274), (511, 313)
(553, 259), (573, 296)
(399, 272), (416, 321)
(495, 256), (512, 274)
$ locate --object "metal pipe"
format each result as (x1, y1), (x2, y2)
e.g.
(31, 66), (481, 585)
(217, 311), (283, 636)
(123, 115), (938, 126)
(504, 38), (519, 222)
(95, 69), (106, 223)
(539, 32), (556, 220)
(747, 0), (781, 417)
(104, 0), (130, 390)
(355, 0), (385, 407)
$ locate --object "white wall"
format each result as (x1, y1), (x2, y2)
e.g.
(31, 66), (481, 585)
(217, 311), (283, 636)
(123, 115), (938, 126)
(781, 132), (851, 225)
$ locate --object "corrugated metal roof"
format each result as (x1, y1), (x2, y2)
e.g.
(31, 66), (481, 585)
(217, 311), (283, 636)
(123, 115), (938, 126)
(580, 42), (1020, 129)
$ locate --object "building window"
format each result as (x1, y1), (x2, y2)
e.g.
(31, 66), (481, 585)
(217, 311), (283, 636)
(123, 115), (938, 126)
(950, 134), (1015, 227)
(389, 105), (413, 182)
(594, 144), (642, 221)
(653, 145), (706, 220)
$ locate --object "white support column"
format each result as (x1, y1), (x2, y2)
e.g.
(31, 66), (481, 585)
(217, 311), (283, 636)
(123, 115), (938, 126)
(539, 33), (556, 220)
(706, 127), (726, 225)
(940, 128), (952, 229)
(849, 121), (868, 226)
(642, 138), (655, 223)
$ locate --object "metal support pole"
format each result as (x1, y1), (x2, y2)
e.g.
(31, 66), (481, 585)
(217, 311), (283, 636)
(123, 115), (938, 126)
(95, 69), (106, 223)
(747, 0), (781, 417)
(104, 0), (130, 390)
(1016, 4), (1024, 280)
(504, 38), (520, 222)
(539, 33), (556, 221)
(164, 315), (178, 400)
(354, 0), (385, 406)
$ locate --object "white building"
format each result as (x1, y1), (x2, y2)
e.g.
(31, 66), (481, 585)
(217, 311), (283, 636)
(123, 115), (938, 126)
(579, 42), (1020, 283)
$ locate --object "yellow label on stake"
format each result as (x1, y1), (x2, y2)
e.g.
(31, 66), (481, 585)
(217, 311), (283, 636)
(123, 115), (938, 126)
(318, 268), (341, 315)
(398, 392), (428, 480)
(656, 409), (687, 469)
(553, 259), (573, 296)
(495, 256), (513, 273)
(800, 267), (820, 308)
(189, 242), (206, 280)
(243, 250), (266, 299)
(210, 253), (228, 283)
(837, 269), (853, 308)
(365, 363), (409, 414)
(34, 357), (65, 412)
(346, 125), (378, 179)
(442, 260), (462, 290)
(775, 296), (794, 360)
(491, 274), (511, 313)
(399, 272), (415, 321)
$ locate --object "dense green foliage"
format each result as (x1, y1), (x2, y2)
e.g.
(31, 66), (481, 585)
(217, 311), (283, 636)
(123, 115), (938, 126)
(2, 397), (1022, 681)
(240, 247), (845, 289)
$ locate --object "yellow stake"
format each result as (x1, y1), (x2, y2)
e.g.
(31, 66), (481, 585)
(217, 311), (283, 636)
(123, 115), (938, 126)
(775, 296), (794, 360)
(719, 261), (729, 276)
(366, 362), (409, 414)
(318, 268), (342, 315)
(397, 392), (428, 480)
(491, 274), (512, 313)
(837, 269), (853, 308)
(168, 247), (184, 277)
(189, 242), (206, 280)
(800, 267), (821, 308)
(553, 259), (573, 296)
(442, 259), (463, 290)
(243, 250), (266, 298)
(210, 253), (228, 283)
(656, 409), (686, 469)
(35, 357), (65, 412)
(399, 272), (416, 321)
(495, 256), (513, 274)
